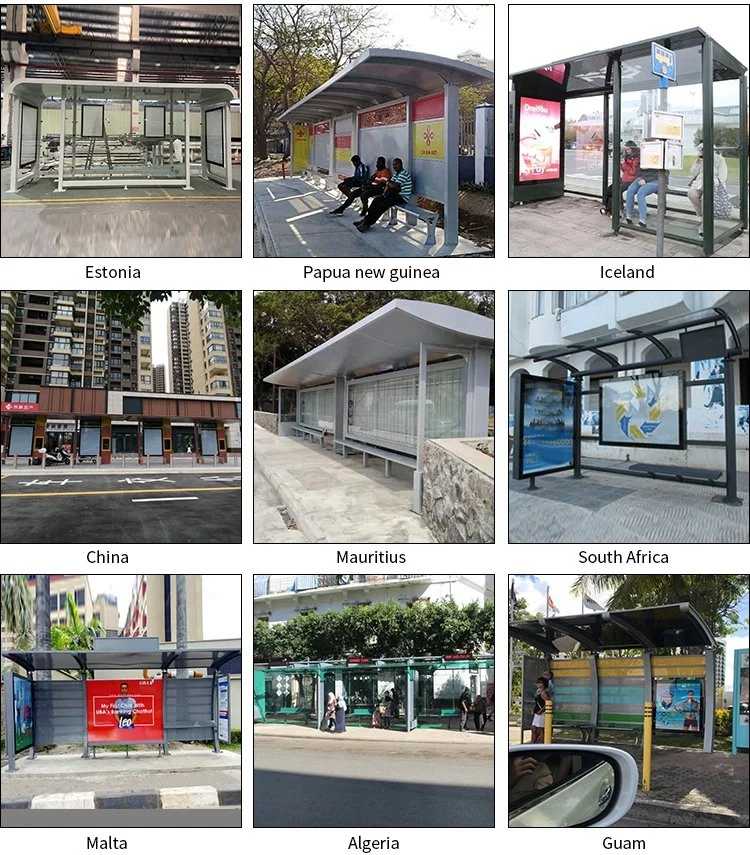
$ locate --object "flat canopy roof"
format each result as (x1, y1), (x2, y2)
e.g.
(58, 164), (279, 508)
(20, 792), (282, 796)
(264, 299), (494, 387)
(2, 647), (241, 674)
(509, 603), (716, 655)
(278, 48), (494, 124)
(9, 78), (237, 104)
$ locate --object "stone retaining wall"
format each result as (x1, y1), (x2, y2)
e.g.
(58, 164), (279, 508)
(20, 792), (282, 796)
(254, 411), (278, 434)
(422, 437), (494, 543)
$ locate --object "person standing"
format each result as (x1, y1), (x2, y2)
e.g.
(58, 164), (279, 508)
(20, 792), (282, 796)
(543, 669), (556, 698)
(381, 691), (392, 730)
(334, 695), (347, 733)
(473, 694), (487, 731)
(354, 158), (412, 232)
(458, 688), (472, 732)
(325, 691), (336, 732)
(531, 677), (550, 744)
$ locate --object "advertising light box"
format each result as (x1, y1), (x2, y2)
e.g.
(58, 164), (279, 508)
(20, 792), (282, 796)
(13, 673), (34, 753)
(599, 373), (685, 449)
(86, 678), (164, 743)
(513, 374), (575, 478)
(518, 97), (561, 183)
(655, 680), (702, 732)
(651, 110), (683, 140)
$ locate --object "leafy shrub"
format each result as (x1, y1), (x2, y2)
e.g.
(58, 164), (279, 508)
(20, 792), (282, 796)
(714, 707), (732, 736)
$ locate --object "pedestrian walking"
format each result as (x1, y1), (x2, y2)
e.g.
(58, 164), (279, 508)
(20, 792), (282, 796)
(531, 677), (550, 744)
(473, 694), (487, 731)
(325, 691), (336, 732)
(382, 691), (392, 730)
(458, 688), (472, 732)
(334, 695), (347, 733)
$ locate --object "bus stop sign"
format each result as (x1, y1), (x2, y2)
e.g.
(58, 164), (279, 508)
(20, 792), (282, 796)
(651, 42), (676, 85)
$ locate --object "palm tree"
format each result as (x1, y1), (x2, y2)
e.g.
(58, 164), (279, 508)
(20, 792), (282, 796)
(1, 575), (34, 653)
(35, 574), (51, 681)
(51, 591), (104, 651)
(176, 575), (188, 678)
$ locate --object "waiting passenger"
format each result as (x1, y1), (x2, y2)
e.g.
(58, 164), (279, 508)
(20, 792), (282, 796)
(624, 160), (665, 228)
(600, 140), (638, 216)
(687, 142), (730, 236)
(329, 156), (390, 216)
(354, 158), (412, 232)
(330, 155), (368, 212)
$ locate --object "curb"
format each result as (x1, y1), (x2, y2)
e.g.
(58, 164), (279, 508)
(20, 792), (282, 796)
(1, 787), (241, 810)
(253, 193), (279, 257)
(253, 446), (327, 542)
(254, 724), (494, 746)
(629, 796), (749, 828)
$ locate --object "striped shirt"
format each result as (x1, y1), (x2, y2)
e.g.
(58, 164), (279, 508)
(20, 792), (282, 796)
(391, 168), (413, 200)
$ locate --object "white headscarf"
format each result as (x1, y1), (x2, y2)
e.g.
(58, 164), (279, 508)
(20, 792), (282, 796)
(337, 695), (347, 712)
(327, 692), (335, 703)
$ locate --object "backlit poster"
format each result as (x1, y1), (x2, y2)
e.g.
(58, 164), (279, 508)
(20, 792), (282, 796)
(86, 678), (164, 743)
(655, 680), (701, 732)
(513, 375), (575, 478)
(599, 373), (685, 449)
(13, 673), (34, 753)
(518, 97), (561, 182)
(218, 674), (230, 743)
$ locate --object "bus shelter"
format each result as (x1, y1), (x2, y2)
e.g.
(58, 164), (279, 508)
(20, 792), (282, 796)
(510, 602), (717, 752)
(511, 306), (746, 505)
(2, 638), (240, 771)
(254, 655), (494, 732)
(509, 28), (748, 256)
(264, 299), (494, 513)
(7, 79), (237, 192)
(279, 49), (494, 246)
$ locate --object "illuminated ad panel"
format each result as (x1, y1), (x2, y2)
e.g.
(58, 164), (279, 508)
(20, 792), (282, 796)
(599, 373), (685, 449)
(518, 97), (561, 182)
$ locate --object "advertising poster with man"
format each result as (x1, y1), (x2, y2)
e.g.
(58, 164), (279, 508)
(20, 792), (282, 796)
(655, 680), (702, 732)
(86, 679), (164, 743)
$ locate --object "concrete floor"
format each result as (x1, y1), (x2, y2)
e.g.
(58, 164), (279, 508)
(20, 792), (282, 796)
(0, 165), (241, 257)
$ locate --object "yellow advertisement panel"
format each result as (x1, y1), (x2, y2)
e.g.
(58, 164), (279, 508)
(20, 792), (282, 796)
(335, 148), (351, 175)
(292, 124), (309, 172)
(412, 119), (445, 159)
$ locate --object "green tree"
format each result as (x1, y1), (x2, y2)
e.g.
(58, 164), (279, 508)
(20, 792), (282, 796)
(50, 591), (104, 652)
(1, 575), (34, 652)
(459, 82), (494, 117)
(97, 291), (241, 331)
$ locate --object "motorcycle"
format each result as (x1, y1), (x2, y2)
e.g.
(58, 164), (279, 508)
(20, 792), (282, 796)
(33, 447), (72, 466)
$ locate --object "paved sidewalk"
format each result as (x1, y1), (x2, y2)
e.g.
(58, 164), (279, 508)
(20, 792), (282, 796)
(255, 721), (493, 745)
(509, 464), (749, 543)
(253, 425), (434, 542)
(255, 176), (491, 257)
(510, 194), (749, 257)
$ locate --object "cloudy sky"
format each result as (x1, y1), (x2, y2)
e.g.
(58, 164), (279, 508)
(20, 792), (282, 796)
(511, 574), (749, 690)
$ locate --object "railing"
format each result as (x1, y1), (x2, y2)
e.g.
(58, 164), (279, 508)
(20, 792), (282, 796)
(254, 575), (431, 597)
(459, 116), (475, 155)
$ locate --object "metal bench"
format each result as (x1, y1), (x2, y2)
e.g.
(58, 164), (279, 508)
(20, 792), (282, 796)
(552, 722), (642, 746)
(440, 708), (461, 729)
(629, 463), (723, 484)
(348, 708), (372, 726)
(333, 438), (416, 477)
(388, 201), (438, 246)
(278, 706), (311, 725)
(290, 423), (327, 446)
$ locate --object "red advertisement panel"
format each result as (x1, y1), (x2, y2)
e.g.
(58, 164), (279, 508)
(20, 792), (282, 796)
(3, 402), (39, 412)
(86, 679), (164, 743)
(518, 97), (561, 182)
(412, 93), (444, 121)
(359, 102), (407, 128)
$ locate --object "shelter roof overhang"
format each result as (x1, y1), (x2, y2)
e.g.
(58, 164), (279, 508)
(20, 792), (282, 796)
(263, 299), (495, 388)
(278, 48), (494, 124)
(509, 603), (716, 654)
(8, 78), (237, 105)
(1, 647), (241, 674)
(525, 307), (744, 378)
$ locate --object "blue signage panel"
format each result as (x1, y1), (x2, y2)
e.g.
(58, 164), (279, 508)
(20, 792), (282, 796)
(732, 649), (749, 754)
(651, 42), (676, 81)
(655, 679), (702, 731)
(513, 375), (575, 478)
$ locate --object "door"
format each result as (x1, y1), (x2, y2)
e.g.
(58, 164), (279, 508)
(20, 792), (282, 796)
(278, 387), (298, 435)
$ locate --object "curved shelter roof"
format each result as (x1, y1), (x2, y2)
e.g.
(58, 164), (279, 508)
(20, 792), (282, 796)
(509, 603), (716, 655)
(264, 299), (494, 388)
(278, 49), (494, 124)
(2, 647), (241, 674)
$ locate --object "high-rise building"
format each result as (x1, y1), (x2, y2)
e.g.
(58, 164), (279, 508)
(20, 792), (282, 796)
(122, 575), (203, 642)
(153, 363), (166, 393)
(188, 299), (236, 396)
(226, 324), (242, 397)
(168, 300), (193, 395)
(1, 291), (151, 394)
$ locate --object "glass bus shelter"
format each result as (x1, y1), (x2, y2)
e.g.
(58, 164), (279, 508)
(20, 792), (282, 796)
(509, 28), (748, 256)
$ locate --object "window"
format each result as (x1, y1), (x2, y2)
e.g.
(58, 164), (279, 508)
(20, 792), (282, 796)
(49, 371), (69, 385)
(123, 397), (143, 414)
(208, 310), (222, 318)
(94, 360), (107, 370)
(207, 333), (225, 342)
(210, 380), (230, 390)
(110, 372), (121, 381)
(140, 375), (151, 383)
(531, 292), (544, 318)
(53, 337), (71, 350)
(207, 344), (226, 353)
(209, 356), (228, 365)
(95, 314), (106, 324)
(10, 392), (39, 403)
(564, 291), (604, 309)
(140, 336), (150, 344)
(51, 355), (70, 366)
(75, 589), (85, 606)
(94, 344), (105, 353)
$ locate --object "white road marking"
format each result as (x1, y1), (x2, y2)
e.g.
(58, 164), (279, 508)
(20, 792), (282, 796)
(118, 477), (176, 484)
(16, 478), (83, 487)
(131, 496), (199, 503)
(200, 476), (241, 482)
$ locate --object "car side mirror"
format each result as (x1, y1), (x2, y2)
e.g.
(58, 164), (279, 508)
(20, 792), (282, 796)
(509, 744), (638, 827)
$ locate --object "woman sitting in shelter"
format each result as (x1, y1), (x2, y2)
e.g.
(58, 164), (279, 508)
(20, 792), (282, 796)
(600, 141), (639, 216)
(687, 142), (730, 237)
(624, 159), (666, 228)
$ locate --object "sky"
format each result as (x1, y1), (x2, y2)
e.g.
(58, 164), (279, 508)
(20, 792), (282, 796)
(88, 574), (241, 640)
(148, 292), (188, 390)
(378, 4), (494, 62)
(509, 4), (749, 72)
(511, 575), (749, 690)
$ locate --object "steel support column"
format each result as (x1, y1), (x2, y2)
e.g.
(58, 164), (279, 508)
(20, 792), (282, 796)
(444, 82), (460, 245)
(184, 92), (192, 189)
(411, 341), (428, 513)
(55, 88), (66, 192)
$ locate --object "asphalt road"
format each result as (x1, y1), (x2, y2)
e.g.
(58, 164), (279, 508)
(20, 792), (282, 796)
(254, 735), (494, 827)
(1, 472), (241, 543)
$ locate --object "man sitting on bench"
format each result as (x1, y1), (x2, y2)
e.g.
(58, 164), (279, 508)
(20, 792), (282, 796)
(330, 155), (368, 212)
(355, 157), (413, 232)
(330, 156), (390, 216)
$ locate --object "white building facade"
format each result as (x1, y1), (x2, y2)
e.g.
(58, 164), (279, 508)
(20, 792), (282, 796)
(509, 290), (750, 471)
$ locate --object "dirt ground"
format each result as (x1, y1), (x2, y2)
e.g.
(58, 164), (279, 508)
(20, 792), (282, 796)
(254, 155), (495, 253)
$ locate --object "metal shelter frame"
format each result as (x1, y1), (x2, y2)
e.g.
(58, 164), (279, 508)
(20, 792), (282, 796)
(7, 79), (237, 193)
(521, 307), (745, 505)
(509, 602), (717, 752)
(2, 644), (240, 772)
(263, 299), (494, 513)
(509, 27), (748, 256)
(278, 49), (494, 246)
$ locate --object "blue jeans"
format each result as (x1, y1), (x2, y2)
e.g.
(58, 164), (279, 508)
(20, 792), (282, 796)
(625, 180), (659, 221)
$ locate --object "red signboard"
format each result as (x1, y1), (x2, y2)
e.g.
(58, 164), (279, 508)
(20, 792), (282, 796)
(347, 657), (372, 665)
(444, 653), (474, 661)
(86, 679), (164, 743)
(2, 402), (39, 412)
(412, 93), (444, 121)
(359, 102), (407, 128)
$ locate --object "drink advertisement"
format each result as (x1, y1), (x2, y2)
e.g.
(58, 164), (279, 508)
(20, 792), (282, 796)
(13, 673), (34, 753)
(513, 375), (575, 478)
(518, 97), (561, 182)
(655, 680), (702, 732)
(86, 678), (164, 743)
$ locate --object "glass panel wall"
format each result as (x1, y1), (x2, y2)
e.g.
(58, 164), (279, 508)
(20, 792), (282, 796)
(299, 385), (335, 430)
(564, 95), (605, 196)
(711, 74), (742, 244)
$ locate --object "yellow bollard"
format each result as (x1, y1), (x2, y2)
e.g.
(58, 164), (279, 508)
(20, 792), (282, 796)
(642, 701), (653, 792)
(544, 699), (553, 744)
